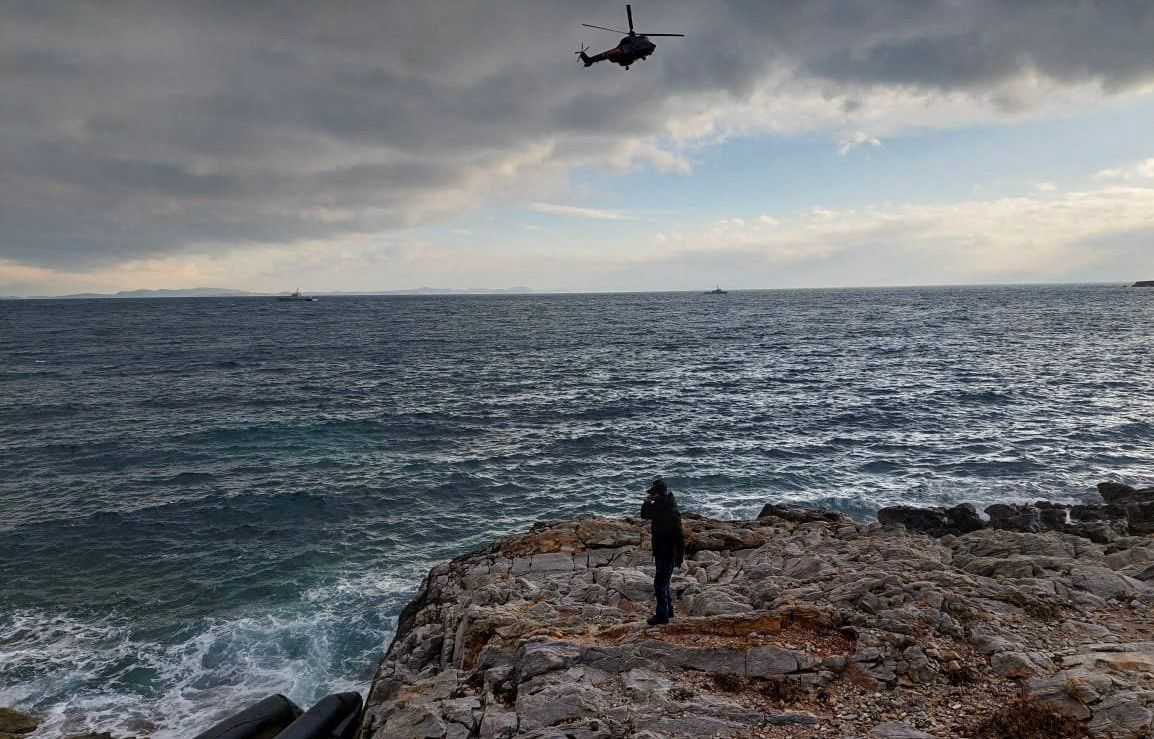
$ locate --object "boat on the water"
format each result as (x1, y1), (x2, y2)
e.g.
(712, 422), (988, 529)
(705, 285), (727, 294)
(276, 287), (318, 302)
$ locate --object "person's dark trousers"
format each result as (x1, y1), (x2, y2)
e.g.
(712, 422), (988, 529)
(653, 556), (675, 621)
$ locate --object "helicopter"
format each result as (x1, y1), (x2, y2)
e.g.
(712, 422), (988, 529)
(576, 4), (684, 70)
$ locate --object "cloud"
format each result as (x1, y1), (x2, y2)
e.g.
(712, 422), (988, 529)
(529, 203), (637, 221)
(805, 207), (841, 221)
(637, 183), (1154, 286)
(6, 181), (1154, 296)
(1094, 157), (1154, 180)
(3, 1), (1154, 274)
(713, 218), (746, 231)
(837, 131), (882, 156)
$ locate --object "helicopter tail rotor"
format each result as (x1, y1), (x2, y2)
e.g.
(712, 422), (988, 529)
(575, 43), (593, 66)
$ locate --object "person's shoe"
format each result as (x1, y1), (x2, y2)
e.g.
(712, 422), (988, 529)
(646, 615), (669, 626)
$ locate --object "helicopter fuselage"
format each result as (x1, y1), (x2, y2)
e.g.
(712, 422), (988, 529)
(581, 34), (656, 68)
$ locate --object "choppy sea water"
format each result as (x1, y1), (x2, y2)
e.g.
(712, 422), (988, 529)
(1, 286), (1151, 736)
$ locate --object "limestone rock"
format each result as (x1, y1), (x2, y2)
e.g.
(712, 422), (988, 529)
(478, 709), (518, 739)
(870, 721), (937, 738)
(990, 650), (1056, 678)
(362, 493), (1154, 739)
(765, 710), (819, 725)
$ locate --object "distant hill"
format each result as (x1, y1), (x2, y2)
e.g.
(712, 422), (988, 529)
(1135, 280), (1154, 287)
(12, 286), (536, 299)
(329, 286), (536, 295)
(24, 287), (260, 299)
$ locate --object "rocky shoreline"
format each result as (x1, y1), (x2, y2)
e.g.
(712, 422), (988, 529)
(361, 482), (1154, 739)
(8, 483), (1154, 738)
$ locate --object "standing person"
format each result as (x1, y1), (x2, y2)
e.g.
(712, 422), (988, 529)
(640, 478), (685, 626)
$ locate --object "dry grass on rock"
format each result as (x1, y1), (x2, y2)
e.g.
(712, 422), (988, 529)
(970, 694), (1091, 739)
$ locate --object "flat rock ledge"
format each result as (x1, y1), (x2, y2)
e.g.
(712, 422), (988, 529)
(362, 488), (1154, 739)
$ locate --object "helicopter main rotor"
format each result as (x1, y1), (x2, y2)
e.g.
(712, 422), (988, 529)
(581, 3), (684, 38)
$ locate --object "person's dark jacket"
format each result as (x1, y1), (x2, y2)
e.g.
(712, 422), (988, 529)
(641, 492), (685, 566)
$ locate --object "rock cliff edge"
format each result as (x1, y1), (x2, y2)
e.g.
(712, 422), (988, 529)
(362, 484), (1154, 738)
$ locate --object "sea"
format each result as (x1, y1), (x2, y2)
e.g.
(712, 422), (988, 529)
(0, 285), (1151, 737)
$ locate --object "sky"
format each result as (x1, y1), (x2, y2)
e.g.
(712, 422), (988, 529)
(3, 0), (1154, 295)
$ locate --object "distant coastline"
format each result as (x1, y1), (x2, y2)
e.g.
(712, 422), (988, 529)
(7, 286), (537, 299)
(3, 281), (1148, 300)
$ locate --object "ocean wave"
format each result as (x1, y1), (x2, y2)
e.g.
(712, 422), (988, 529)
(2, 285), (1152, 732)
(0, 569), (406, 739)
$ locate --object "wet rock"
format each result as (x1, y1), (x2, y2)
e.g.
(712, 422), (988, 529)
(1124, 501), (1154, 536)
(876, 503), (984, 536)
(0, 710), (37, 736)
(986, 503), (1043, 533)
(1034, 500), (1070, 529)
(757, 502), (848, 524)
(1098, 482), (1138, 504)
(1094, 482), (1154, 536)
(1072, 504), (1112, 522)
(945, 503), (984, 533)
(877, 506), (951, 534)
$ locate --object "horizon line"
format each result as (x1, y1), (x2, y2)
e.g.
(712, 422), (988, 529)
(2, 280), (1145, 300)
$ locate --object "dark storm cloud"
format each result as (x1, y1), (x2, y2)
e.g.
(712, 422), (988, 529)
(3, 0), (1154, 269)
